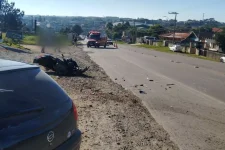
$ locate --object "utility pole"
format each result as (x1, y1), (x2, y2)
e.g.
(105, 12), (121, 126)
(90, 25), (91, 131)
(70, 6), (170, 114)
(168, 12), (179, 44)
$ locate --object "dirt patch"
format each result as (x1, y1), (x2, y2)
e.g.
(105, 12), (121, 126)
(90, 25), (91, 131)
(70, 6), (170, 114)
(0, 45), (179, 150)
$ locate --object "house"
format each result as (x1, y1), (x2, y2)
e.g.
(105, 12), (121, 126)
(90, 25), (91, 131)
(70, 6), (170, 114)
(159, 31), (198, 45)
(199, 28), (223, 52)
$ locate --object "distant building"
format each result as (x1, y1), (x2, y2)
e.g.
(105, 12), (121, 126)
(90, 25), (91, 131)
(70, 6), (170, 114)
(159, 32), (198, 44)
(113, 22), (153, 28)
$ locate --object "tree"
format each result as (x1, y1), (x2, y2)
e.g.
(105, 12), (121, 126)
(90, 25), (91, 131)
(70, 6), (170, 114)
(71, 25), (83, 35)
(106, 22), (113, 30)
(60, 27), (71, 34)
(148, 24), (166, 38)
(215, 28), (225, 53)
(0, 0), (24, 31)
(123, 21), (130, 29)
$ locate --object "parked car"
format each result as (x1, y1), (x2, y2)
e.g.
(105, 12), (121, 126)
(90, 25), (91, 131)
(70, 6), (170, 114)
(107, 39), (113, 45)
(169, 44), (182, 52)
(0, 59), (81, 150)
(220, 56), (225, 63)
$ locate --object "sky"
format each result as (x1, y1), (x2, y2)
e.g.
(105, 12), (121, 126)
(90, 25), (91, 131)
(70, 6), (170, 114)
(9, 0), (225, 22)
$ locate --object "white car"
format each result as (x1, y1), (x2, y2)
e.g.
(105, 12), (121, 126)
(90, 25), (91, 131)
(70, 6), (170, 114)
(169, 44), (182, 52)
(220, 57), (225, 63)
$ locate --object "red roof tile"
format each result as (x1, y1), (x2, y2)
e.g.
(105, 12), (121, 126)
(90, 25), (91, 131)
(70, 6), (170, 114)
(212, 28), (223, 33)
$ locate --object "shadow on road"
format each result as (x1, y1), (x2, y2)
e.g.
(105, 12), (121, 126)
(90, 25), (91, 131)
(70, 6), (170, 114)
(0, 45), (31, 54)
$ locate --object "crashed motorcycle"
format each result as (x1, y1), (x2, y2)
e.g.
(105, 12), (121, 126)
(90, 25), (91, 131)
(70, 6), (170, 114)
(33, 54), (89, 76)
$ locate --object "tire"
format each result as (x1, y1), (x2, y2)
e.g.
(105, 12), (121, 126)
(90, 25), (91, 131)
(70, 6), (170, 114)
(104, 44), (106, 48)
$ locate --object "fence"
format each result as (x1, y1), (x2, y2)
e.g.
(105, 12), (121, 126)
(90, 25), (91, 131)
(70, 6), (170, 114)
(197, 49), (225, 61)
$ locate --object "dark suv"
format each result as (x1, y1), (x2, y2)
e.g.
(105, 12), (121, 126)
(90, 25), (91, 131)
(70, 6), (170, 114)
(0, 59), (81, 150)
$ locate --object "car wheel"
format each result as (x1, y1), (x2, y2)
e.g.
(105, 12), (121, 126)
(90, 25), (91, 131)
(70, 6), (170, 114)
(104, 44), (106, 48)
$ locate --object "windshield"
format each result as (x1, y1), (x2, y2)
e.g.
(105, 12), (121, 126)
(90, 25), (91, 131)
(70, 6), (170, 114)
(89, 34), (100, 40)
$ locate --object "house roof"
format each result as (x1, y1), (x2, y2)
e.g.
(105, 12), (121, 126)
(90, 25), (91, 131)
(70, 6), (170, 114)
(159, 32), (191, 39)
(199, 32), (213, 39)
(212, 28), (223, 33)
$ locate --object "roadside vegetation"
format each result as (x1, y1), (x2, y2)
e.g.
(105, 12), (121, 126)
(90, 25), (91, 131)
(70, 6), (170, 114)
(137, 44), (219, 62)
(2, 37), (26, 50)
(116, 41), (126, 44)
(22, 35), (38, 45)
(137, 43), (172, 53)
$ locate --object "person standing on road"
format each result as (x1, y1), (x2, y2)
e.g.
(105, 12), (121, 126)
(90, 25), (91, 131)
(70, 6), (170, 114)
(74, 36), (77, 47)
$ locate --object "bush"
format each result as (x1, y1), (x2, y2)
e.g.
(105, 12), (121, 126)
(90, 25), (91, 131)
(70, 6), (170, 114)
(22, 35), (38, 45)
(3, 38), (13, 46)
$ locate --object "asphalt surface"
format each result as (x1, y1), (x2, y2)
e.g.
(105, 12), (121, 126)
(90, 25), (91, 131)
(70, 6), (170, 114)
(83, 44), (225, 150)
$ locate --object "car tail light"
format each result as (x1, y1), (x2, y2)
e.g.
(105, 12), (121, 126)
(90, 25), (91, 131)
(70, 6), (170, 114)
(72, 102), (78, 121)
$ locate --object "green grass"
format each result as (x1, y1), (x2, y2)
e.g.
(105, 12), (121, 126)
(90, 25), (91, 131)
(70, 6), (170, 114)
(137, 44), (173, 53)
(22, 35), (38, 45)
(116, 41), (126, 44)
(136, 44), (219, 62)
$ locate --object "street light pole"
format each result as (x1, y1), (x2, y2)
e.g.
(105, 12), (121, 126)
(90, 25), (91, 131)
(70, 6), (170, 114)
(169, 12), (179, 44)
(163, 16), (169, 21)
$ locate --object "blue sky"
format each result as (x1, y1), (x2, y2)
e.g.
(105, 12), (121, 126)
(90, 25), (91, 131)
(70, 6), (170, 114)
(9, 0), (225, 22)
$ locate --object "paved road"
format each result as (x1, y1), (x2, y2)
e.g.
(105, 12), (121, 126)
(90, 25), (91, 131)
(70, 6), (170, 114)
(83, 44), (225, 150)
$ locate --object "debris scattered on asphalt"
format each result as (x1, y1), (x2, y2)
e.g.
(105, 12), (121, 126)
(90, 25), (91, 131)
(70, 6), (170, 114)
(195, 66), (199, 68)
(165, 88), (167, 90)
(115, 78), (117, 80)
(140, 84), (144, 86)
(169, 87), (171, 89)
(109, 92), (113, 95)
(0, 45), (179, 150)
(139, 90), (147, 94)
(167, 84), (175, 86)
(149, 80), (154, 82)
(89, 105), (93, 108)
(132, 99), (138, 103)
(134, 85), (138, 88)
(171, 60), (174, 62)
(176, 61), (181, 63)
(154, 56), (157, 57)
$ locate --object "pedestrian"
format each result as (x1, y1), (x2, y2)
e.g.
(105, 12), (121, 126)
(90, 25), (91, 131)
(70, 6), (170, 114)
(74, 37), (77, 47)
(41, 45), (45, 53)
